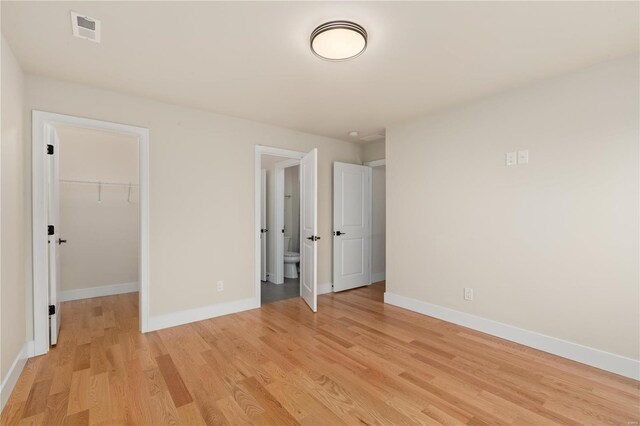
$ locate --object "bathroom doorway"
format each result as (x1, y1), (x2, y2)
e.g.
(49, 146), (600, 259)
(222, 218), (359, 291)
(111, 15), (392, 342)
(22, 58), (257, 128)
(260, 155), (301, 304)
(255, 145), (318, 312)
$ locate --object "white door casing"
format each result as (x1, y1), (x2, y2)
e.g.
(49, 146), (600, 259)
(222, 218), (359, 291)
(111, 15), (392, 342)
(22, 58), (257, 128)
(260, 169), (267, 281)
(333, 162), (371, 292)
(300, 149), (318, 312)
(47, 127), (62, 345)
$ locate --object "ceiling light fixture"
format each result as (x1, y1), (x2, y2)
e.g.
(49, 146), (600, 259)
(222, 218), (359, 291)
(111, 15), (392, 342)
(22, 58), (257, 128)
(310, 21), (367, 61)
(348, 131), (359, 137)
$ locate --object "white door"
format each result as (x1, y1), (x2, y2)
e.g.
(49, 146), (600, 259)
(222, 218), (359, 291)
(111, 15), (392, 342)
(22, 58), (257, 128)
(333, 162), (371, 292)
(47, 127), (62, 345)
(300, 149), (318, 312)
(260, 169), (267, 281)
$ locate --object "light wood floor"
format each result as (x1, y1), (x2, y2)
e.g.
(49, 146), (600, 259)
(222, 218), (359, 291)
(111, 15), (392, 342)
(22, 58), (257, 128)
(2, 283), (638, 425)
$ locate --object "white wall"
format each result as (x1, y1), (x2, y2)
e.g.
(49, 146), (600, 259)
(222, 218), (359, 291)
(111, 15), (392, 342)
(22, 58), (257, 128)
(0, 35), (27, 396)
(371, 165), (386, 282)
(56, 125), (139, 293)
(363, 140), (385, 162)
(386, 55), (639, 361)
(24, 75), (362, 319)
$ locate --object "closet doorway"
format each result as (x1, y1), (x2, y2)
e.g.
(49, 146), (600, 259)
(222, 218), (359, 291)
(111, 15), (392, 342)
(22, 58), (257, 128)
(32, 112), (149, 356)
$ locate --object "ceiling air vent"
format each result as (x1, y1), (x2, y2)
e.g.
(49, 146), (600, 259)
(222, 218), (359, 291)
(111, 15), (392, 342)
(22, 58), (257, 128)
(71, 11), (101, 43)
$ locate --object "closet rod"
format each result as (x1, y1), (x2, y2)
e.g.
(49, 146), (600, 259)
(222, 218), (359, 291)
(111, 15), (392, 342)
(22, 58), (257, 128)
(59, 179), (139, 187)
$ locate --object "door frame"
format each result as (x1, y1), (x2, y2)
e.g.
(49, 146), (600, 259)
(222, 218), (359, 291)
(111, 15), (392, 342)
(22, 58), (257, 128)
(260, 169), (267, 282)
(254, 146), (305, 305)
(32, 111), (150, 356)
(363, 159), (385, 284)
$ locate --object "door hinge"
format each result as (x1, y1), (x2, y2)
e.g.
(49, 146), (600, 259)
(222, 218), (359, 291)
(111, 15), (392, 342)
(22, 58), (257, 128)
(49, 305), (55, 315)
(48, 225), (55, 236)
(47, 144), (54, 155)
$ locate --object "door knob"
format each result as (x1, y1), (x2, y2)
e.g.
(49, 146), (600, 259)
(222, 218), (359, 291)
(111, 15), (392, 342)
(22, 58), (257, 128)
(58, 238), (67, 245)
(334, 231), (346, 236)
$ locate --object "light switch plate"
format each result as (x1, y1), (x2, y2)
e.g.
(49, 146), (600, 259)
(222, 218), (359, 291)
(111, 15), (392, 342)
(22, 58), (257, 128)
(518, 150), (529, 164)
(506, 152), (517, 166)
(464, 287), (474, 301)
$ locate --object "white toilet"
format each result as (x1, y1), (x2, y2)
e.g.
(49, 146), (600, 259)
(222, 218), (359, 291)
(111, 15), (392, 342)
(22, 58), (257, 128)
(283, 236), (300, 279)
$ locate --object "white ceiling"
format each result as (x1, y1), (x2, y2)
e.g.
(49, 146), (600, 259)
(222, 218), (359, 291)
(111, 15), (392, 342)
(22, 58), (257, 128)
(2, 1), (638, 143)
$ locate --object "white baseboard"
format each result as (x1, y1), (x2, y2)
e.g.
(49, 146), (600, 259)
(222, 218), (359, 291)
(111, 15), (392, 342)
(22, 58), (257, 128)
(384, 292), (640, 380)
(1, 341), (32, 412)
(318, 282), (333, 295)
(60, 281), (139, 302)
(147, 297), (259, 332)
(26, 341), (35, 358)
(372, 272), (386, 283)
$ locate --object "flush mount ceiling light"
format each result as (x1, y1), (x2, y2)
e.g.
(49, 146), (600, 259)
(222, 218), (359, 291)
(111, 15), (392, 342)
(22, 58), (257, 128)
(310, 21), (367, 61)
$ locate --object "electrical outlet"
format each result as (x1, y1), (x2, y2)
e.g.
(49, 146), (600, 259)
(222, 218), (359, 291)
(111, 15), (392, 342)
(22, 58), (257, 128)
(217, 280), (224, 292)
(505, 152), (517, 166)
(464, 287), (473, 301)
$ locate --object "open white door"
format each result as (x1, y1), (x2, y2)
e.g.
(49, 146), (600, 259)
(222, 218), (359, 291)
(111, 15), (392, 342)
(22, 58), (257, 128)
(47, 127), (62, 345)
(300, 149), (318, 312)
(333, 162), (371, 292)
(260, 169), (267, 281)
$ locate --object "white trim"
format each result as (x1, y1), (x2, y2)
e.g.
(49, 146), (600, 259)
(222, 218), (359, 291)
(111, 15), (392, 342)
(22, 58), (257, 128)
(372, 272), (386, 283)
(60, 282), (139, 302)
(384, 292), (640, 380)
(318, 282), (333, 295)
(364, 159), (385, 167)
(365, 159), (385, 286)
(148, 298), (259, 332)
(32, 111), (150, 357)
(368, 165), (373, 285)
(255, 146), (306, 307)
(26, 341), (35, 358)
(0, 341), (31, 411)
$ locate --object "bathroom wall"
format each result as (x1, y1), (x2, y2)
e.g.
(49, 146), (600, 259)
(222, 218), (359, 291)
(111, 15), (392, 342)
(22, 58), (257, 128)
(284, 165), (300, 253)
(57, 125), (139, 295)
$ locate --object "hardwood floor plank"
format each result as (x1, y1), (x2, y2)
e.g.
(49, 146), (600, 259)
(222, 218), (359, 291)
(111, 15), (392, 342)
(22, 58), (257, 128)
(155, 354), (193, 408)
(43, 390), (69, 426)
(22, 380), (52, 419)
(66, 370), (90, 416)
(62, 409), (89, 426)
